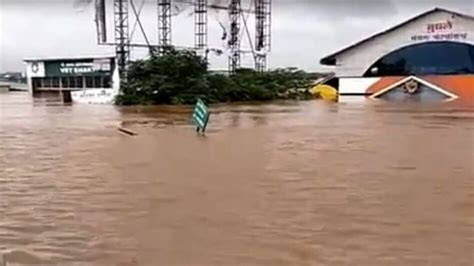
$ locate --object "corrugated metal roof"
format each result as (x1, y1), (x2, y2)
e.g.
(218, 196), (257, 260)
(320, 8), (474, 66)
(23, 54), (116, 62)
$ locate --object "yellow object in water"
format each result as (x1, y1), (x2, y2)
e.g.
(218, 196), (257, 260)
(310, 84), (338, 102)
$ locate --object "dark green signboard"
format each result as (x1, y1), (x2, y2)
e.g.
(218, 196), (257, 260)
(45, 59), (112, 77)
(192, 99), (210, 134)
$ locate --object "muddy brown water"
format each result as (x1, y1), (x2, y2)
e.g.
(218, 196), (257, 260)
(0, 92), (473, 266)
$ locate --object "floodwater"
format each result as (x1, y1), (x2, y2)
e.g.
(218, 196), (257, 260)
(0, 92), (473, 266)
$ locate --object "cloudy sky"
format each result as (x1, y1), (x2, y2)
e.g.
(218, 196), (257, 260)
(0, 0), (473, 72)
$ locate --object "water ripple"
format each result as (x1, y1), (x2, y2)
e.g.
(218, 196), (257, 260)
(0, 93), (473, 265)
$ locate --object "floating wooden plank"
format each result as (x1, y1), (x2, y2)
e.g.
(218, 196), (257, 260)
(118, 127), (138, 136)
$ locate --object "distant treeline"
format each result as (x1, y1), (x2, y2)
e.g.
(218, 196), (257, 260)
(116, 49), (328, 105)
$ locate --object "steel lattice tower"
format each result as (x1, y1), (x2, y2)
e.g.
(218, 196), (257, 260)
(195, 0), (208, 51)
(255, 0), (271, 72)
(228, 0), (241, 73)
(158, 0), (172, 54)
(114, 0), (130, 80)
(107, 0), (273, 74)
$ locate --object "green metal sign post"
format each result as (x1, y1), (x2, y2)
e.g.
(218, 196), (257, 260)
(192, 99), (210, 134)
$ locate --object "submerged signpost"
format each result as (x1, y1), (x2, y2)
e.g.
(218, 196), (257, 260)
(192, 99), (210, 134)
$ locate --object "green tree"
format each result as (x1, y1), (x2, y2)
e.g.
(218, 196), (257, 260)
(116, 48), (321, 105)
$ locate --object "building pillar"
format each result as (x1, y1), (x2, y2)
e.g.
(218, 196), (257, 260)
(27, 77), (34, 95)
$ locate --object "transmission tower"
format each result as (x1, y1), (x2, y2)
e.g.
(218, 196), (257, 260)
(255, 0), (271, 72)
(114, 0), (130, 80)
(158, 0), (172, 54)
(106, 0), (273, 74)
(195, 0), (208, 51)
(228, 0), (241, 73)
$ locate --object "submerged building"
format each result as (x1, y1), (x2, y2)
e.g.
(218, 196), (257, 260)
(320, 8), (474, 102)
(24, 55), (119, 103)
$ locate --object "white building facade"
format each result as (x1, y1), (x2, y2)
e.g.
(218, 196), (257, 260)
(320, 8), (474, 102)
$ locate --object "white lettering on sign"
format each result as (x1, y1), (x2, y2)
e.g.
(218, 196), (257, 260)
(60, 62), (94, 74)
(58, 61), (110, 75)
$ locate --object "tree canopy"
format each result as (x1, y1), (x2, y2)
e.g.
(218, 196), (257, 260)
(116, 49), (321, 105)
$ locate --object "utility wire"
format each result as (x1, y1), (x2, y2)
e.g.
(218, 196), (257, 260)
(130, 0), (146, 41)
(130, 0), (153, 53)
(240, 0), (257, 65)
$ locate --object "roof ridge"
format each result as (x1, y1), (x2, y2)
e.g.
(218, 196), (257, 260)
(320, 7), (474, 66)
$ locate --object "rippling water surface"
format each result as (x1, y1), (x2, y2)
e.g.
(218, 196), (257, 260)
(0, 92), (473, 265)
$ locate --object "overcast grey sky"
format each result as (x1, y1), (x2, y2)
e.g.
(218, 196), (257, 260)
(0, 0), (473, 72)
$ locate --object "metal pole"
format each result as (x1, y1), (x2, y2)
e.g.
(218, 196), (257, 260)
(228, 0), (241, 73)
(158, 0), (172, 55)
(255, 0), (271, 72)
(114, 0), (130, 81)
(195, 0), (208, 51)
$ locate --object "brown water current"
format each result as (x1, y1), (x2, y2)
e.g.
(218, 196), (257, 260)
(0, 92), (473, 265)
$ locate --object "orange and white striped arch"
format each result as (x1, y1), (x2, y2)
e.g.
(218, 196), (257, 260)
(338, 75), (474, 103)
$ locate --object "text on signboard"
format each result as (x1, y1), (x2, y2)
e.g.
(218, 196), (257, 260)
(426, 21), (453, 33)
